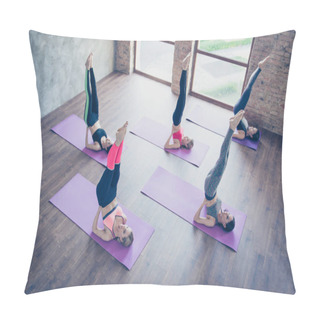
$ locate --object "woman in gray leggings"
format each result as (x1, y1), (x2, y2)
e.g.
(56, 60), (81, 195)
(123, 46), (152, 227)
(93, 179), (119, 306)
(193, 110), (245, 232)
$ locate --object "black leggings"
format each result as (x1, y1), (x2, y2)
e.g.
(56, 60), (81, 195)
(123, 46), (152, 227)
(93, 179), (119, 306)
(96, 164), (120, 208)
(84, 68), (99, 127)
(96, 142), (123, 207)
(233, 67), (261, 115)
(172, 70), (187, 126)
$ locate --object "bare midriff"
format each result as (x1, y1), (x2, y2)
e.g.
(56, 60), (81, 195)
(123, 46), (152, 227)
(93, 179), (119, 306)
(206, 193), (218, 207)
(89, 120), (101, 136)
(101, 197), (118, 217)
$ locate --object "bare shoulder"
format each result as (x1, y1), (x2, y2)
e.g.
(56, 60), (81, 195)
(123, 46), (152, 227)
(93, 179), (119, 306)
(86, 141), (101, 151)
(93, 227), (113, 241)
(232, 130), (245, 140)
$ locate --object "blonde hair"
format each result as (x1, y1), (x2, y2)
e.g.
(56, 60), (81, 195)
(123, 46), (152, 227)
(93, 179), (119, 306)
(181, 139), (194, 150)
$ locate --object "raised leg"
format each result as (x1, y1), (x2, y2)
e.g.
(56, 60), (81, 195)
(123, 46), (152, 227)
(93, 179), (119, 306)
(84, 69), (92, 125)
(96, 164), (116, 207)
(204, 128), (234, 199)
(110, 164), (121, 189)
(89, 67), (99, 116)
(84, 53), (99, 126)
(172, 69), (187, 126)
(204, 111), (244, 199)
(107, 122), (127, 169)
(233, 67), (261, 115)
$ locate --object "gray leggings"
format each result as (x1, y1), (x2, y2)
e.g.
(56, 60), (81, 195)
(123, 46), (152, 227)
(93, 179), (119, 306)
(204, 128), (234, 200)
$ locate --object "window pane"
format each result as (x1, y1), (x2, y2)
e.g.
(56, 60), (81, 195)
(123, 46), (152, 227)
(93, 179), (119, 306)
(135, 41), (174, 83)
(199, 38), (252, 63)
(193, 54), (247, 106)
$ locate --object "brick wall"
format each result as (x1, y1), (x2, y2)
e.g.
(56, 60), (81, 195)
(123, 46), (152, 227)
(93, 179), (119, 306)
(114, 34), (295, 136)
(114, 41), (134, 74)
(171, 41), (195, 94)
(243, 30), (296, 135)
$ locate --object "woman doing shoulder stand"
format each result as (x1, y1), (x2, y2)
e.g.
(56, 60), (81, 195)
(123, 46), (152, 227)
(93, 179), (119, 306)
(164, 53), (194, 150)
(232, 56), (270, 141)
(84, 53), (113, 153)
(194, 110), (245, 232)
(92, 121), (134, 247)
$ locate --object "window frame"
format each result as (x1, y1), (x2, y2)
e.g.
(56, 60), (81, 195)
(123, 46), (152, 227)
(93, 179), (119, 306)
(134, 40), (175, 87)
(189, 39), (254, 111)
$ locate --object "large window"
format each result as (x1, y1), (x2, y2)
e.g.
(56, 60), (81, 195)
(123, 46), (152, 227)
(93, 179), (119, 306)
(191, 38), (253, 109)
(135, 41), (174, 85)
(133, 39), (253, 110)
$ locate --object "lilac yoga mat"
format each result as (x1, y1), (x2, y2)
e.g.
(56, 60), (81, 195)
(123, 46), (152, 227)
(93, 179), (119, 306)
(141, 166), (246, 251)
(186, 108), (261, 150)
(50, 173), (154, 270)
(51, 114), (109, 166)
(130, 117), (209, 167)
(231, 130), (261, 150)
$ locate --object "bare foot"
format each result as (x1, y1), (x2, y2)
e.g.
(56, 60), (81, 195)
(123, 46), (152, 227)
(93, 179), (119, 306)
(258, 55), (270, 69)
(182, 53), (191, 70)
(115, 121), (128, 145)
(229, 110), (245, 131)
(85, 53), (93, 70)
(119, 121), (128, 131)
(89, 53), (93, 69)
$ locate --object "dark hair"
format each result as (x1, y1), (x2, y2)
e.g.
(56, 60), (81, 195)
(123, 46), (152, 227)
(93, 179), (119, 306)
(120, 231), (134, 247)
(251, 129), (260, 141)
(106, 144), (113, 154)
(224, 217), (235, 232)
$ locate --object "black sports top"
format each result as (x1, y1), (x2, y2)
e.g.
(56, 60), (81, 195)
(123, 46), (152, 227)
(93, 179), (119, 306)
(92, 128), (107, 149)
(237, 117), (248, 135)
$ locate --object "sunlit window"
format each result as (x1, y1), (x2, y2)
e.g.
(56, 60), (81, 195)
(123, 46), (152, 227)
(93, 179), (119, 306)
(192, 38), (253, 108)
(199, 39), (252, 63)
(135, 41), (174, 84)
(133, 39), (253, 110)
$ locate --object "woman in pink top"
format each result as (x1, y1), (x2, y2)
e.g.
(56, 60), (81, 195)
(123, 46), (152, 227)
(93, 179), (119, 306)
(92, 122), (134, 247)
(164, 54), (194, 150)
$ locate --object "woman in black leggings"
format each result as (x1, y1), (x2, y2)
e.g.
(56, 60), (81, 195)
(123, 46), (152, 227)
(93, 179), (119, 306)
(164, 53), (194, 150)
(92, 121), (134, 247)
(232, 56), (270, 141)
(84, 53), (113, 152)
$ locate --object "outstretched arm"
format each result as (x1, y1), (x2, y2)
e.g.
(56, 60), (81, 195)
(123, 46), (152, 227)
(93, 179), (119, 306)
(164, 127), (180, 149)
(92, 206), (113, 241)
(232, 130), (245, 140)
(85, 127), (101, 151)
(193, 199), (216, 227)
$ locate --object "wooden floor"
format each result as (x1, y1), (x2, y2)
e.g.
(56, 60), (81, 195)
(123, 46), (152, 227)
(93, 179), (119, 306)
(25, 71), (295, 294)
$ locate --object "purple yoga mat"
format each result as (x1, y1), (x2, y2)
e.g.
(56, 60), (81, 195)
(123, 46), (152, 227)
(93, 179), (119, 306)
(49, 173), (154, 270)
(141, 166), (246, 251)
(129, 117), (209, 167)
(51, 114), (109, 166)
(187, 107), (261, 150)
(231, 130), (261, 150)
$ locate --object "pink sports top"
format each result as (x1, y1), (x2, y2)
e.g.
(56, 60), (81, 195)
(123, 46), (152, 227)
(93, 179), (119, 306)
(172, 127), (183, 143)
(102, 205), (125, 238)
